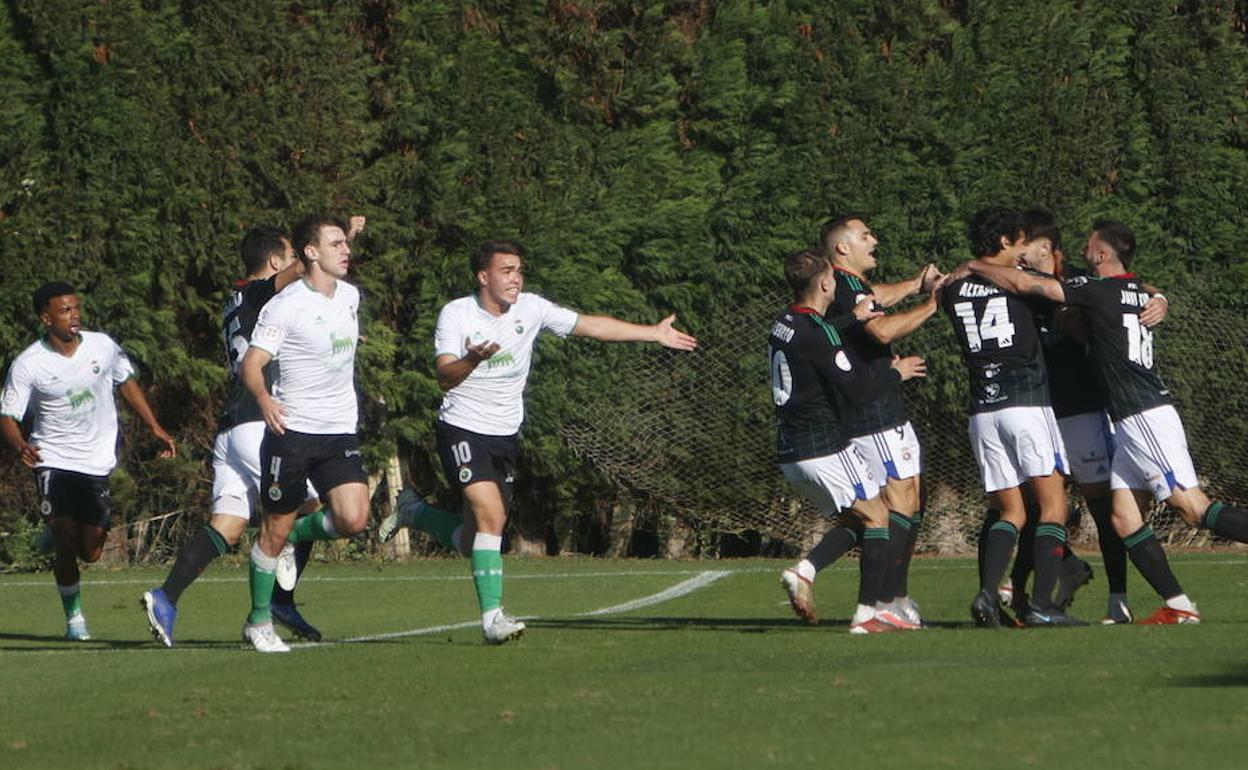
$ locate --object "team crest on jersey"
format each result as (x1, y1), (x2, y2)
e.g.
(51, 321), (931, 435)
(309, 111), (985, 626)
(268, 484), (282, 501)
(458, 467), (473, 483)
(514, 322), (524, 335)
(835, 350), (852, 371)
(90, 360), (100, 375)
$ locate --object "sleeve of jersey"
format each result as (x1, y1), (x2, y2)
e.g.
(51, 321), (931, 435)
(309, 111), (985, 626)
(433, 303), (465, 360)
(109, 338), (137, 384)
(816, 347), (901, 406)
(1060, 276), (1094, 308)
(536, 295), (579, 338)
(1, 362), (32, 419)
(250, 301), (287, 356)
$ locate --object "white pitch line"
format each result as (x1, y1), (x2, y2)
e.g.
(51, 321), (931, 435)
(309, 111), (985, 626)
(305, 570), (732, 647)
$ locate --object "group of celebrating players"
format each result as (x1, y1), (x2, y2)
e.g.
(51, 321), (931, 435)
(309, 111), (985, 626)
(4, 206), (1246, 649)
(771, 207), (1248, 632)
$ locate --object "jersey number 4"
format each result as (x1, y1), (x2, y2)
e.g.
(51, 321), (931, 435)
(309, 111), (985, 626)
(953, 298), (1015, 352)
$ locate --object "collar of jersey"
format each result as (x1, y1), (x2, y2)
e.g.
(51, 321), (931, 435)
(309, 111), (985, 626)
(831, 264), (866, 281)
(1111, 272), (1137, 279)
(473, 291), (513, 319)
(789, 304), (822, 315)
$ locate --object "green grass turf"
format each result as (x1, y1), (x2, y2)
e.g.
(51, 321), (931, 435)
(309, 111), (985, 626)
(2, 553), (1247, 769)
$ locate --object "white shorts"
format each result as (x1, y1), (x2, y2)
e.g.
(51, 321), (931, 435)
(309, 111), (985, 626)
(968, 406), (1068, 493)
(212, 422), (315, 520)
(1110, 405), (1199, 502)
(780, 446), (878, 516)
(850, 421), (922, 486)
(1057, 411), (1114, 487)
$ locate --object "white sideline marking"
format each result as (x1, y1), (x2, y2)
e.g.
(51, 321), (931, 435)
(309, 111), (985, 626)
(315, 570), (731, 647)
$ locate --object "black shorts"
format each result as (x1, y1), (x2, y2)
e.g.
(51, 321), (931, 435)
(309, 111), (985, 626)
(35, 468), (113, 530)
(260, 430), (367, 514)
(436, 421), (518, 514)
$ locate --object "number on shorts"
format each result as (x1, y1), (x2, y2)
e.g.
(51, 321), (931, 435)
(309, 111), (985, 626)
(770, 349), (793, 406)
(451, 441), (473, 466)
(953, 297), (1015, 352)
(1122, 314), (1154, 368)
(269, 456), (282, 477)
(38, 470), (51, 497)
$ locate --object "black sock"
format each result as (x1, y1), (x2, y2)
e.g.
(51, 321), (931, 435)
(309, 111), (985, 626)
(1124, 525), (1183, 600)
(857, 527), (890, 606)
(980, 520), (1018, 593)
(1202, 502), (1248, 543)
(1086, 496), (1127, 593)
(272, 539), (313, 606)
(1010, 518), (1037, 591)
(805, 524), (860, 573)
(881, 511), (914, 601)
(977, 508), (999, 582)
(1031, 523), (1067, 610)
(161, 525), (229, 605)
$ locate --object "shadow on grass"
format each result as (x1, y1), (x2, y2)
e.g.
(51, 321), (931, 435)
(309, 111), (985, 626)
(1170, 666), (1248, 688)
(0, 631), (248, 652)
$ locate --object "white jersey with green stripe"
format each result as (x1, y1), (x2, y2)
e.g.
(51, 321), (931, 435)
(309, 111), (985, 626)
(435, 292), (579, 437)
(249, 278), (360, 435)
(1, 331), (135, 475)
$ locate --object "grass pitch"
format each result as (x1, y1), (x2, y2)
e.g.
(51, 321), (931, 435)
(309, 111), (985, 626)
(2, 554), (1247, 769)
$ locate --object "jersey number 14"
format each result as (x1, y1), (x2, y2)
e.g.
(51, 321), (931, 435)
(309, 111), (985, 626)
(953, 297), (1015, 352)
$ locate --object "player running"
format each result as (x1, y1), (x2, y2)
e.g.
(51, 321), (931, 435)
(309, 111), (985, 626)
(772, 250), (927, 633)
(966, 219), (1248, 624)
(380, 239), (696, 644)
(2, 282), (176, 640)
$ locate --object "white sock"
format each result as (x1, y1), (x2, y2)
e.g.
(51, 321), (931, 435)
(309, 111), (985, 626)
(851, 603), (875, 625)
(1165, 594), (1196, 613)
(250, 542), (279, 572)
(794, 560), (817, 582)
(482, 608), (502, 626)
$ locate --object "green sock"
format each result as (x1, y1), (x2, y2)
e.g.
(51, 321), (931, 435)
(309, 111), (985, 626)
(289, 509), (337, 544)
(471, 541), (504, 614)
(247, 544), (277, 624)
(58, 583), (83, 619)
(416, 505), (463, 551)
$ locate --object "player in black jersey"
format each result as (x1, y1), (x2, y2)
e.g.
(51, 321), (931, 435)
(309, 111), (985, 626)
(941, 207), (1085, 627)
(814, 215), (941, 627)
(139, 222), (359, 646)
(772, 249), (926, 633)
(968, 219), (1248, 624)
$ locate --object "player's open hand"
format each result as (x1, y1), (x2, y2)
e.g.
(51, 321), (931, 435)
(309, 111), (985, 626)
(259, 394), (287, 436)
(891, 355), (927, 381)
(852, 297), (884, 322)
(655, 314), (697, 351)
(465, 338), (501, 364)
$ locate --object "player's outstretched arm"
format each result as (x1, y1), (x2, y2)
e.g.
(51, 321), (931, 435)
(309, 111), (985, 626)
(118, 379), (176, 458)
(865, 264), (941, 308)
(967, 261), (1066, 303)
(863, 293), (939, 345)
(0, 415), (41, 467)
(572, 314), (697, 351)
(241, 347), (285, 435)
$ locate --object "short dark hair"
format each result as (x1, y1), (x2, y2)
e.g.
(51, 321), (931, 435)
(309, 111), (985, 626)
(968, 206), (1024, 258)
(1091, 219), (1137, 268)
(819, 213), (868, 256)
(240, 226), (290, 275)
(32, 282), (76, 315)
(291, 214), (347, 263)
(472, 240), (526, 274)
(1020, 206), (1061, 253)
(784, 250), (831, 298)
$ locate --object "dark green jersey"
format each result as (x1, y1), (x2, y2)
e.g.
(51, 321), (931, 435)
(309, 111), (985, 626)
(1061, 274), (1171, 420)
(828, 267), (908, 435)
(217, 276), (280, 431)
(770, 305), (902, 463)
(941, 273), (1050, 414)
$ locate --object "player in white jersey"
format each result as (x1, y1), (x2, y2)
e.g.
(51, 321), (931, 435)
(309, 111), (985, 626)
(381, 239), (697, 644)
(140, 222), (362, 647)
(2, 282), (176, 640)
(236, 214), (370, 653)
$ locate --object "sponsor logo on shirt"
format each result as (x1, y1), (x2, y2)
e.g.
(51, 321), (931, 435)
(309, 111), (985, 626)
(67, 388), (95, 411)
(485, 351), (516, 370)
(330, 333), (354, 356)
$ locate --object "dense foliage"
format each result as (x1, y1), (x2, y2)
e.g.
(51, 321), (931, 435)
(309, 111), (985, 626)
(2, 1), (1246, 562)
